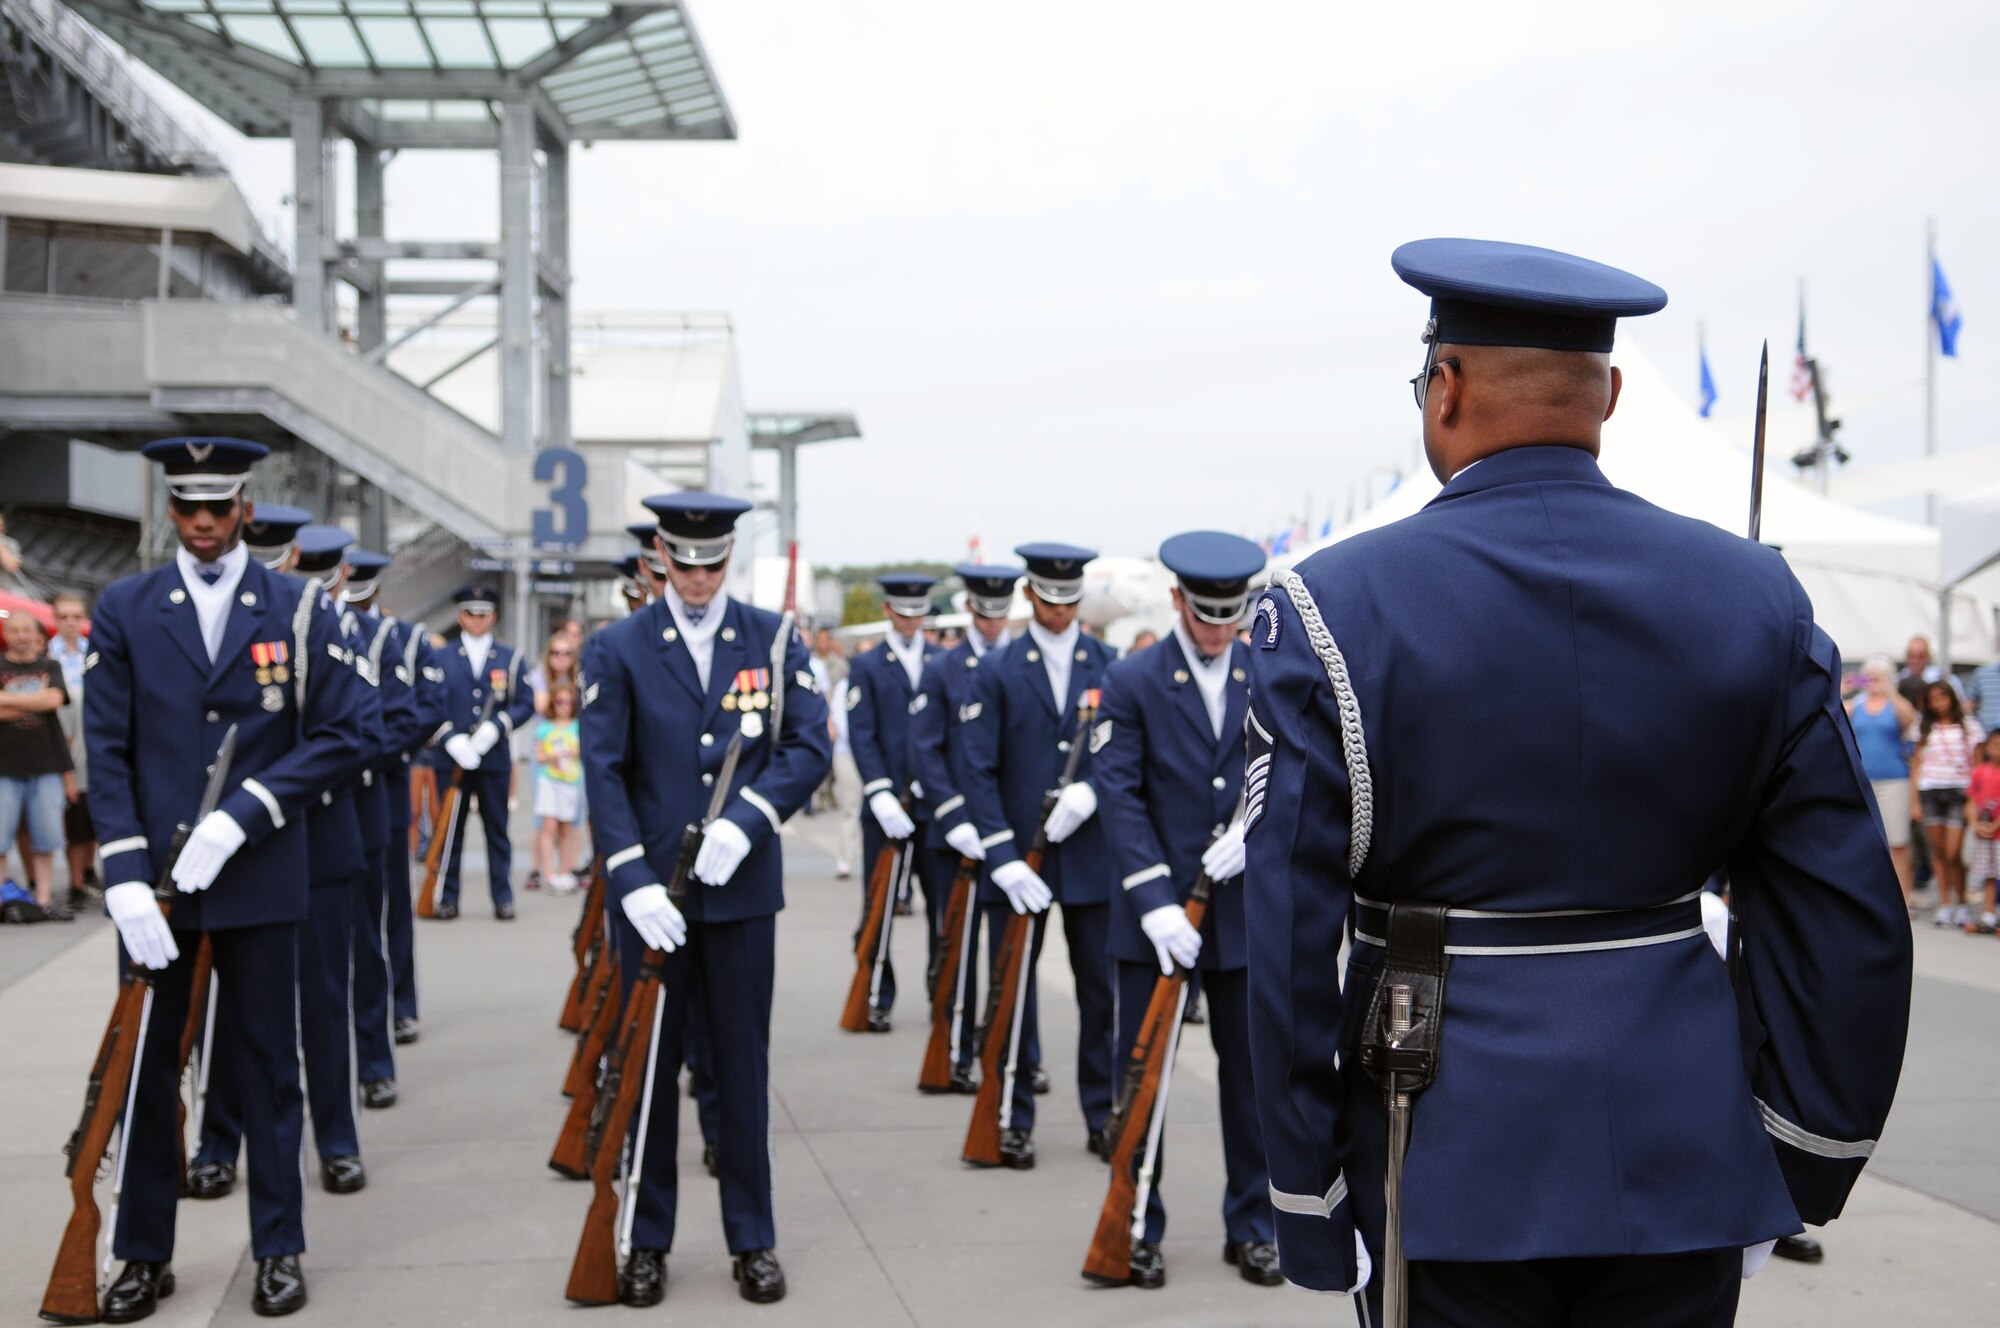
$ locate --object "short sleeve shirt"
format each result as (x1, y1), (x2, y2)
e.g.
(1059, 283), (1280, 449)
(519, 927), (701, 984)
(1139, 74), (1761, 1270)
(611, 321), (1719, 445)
(0, 656), (73, 779)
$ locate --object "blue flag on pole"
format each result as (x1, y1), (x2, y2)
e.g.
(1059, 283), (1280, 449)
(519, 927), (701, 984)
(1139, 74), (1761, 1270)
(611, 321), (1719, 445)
(1934, 259), (1962, 358)
(1698, 344), (1718, 418)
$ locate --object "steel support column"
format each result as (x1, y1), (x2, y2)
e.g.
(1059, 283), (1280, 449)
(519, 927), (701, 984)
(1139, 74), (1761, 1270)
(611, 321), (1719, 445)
(543, 137), (572, 447)
(353, 139), (389, 549)
(290, 97), (330, 334)
(499, 94), (536, 453)
(776, 438), (798, 554)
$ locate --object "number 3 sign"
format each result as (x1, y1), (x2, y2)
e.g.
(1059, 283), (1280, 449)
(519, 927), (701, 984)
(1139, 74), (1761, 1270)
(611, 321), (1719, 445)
(532, 447), (588, 551)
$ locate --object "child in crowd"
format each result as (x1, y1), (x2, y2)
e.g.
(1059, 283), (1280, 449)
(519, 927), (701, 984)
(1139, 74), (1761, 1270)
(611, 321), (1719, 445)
(533, 684), (584, 895)
(1968, 730), (2000, 934)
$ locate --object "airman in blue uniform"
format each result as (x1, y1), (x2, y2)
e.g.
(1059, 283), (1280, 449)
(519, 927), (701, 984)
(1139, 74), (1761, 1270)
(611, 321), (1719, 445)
(910, 563), (1022, 1094)
(580, 492), (831, 1307)
(88, 438), (371, 1320)
(844, 572), (943, 1028)
(960, 543), (1119, 1169)
(341, 548), (446, 1107)
(1246, 239), (1913, 1326)
(433, 584), (536, 920)
(1093, 530), (1277, 1290)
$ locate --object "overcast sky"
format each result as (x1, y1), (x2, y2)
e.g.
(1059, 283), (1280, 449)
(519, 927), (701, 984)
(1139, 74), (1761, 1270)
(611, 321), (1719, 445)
(137, 0), (2000, 566)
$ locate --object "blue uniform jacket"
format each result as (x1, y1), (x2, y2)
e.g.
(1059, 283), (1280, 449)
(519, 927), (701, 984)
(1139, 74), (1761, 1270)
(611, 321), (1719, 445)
(1245, 445), (1912, 1288)
(439, 635), (536, 771)
(347, 608), (426, 852)
(307, 598), (382, 883)
(580, 597), (831, 923)
(848, 637), (940, 830)
(959, 631), (1117, 906)
(909, 638), (989, 856)
(1095, 634), (1250, 970)
(84, 559), (373, 930)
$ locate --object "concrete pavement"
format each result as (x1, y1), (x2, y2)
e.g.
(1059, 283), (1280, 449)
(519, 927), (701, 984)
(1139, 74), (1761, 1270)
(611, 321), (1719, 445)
(4, 812), (1996, 1325)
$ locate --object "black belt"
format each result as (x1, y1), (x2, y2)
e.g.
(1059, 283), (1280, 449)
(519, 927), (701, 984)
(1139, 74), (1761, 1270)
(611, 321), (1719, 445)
(1351, 891), (1706, 956)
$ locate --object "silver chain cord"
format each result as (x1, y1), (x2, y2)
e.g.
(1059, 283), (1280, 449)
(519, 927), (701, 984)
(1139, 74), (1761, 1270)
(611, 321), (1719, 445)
(1277, 570), (1374, 877)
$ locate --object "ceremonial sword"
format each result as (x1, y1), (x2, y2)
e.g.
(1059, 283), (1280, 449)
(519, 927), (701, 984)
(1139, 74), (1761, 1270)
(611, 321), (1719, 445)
(1749, 340), (1769, 543)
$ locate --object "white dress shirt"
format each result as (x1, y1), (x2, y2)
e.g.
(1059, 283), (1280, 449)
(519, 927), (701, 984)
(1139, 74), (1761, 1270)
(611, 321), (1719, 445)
(885, 630), (926, 690)
(175, 543), (247, 663)
(462, 629), (494, 678)
(1172, 621), (1231, 740)
(969, 626), (1011, 660)
(1027, 618), (1080, 713)
(665, 586), (729, 691)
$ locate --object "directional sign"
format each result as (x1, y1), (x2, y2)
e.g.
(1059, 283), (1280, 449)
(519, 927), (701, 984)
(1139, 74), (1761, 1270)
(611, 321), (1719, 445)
(532, 447), (588, 551)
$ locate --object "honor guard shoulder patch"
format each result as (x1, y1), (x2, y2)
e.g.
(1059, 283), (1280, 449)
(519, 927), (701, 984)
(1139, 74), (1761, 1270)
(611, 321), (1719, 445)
(1089, 719), (1112, 753)
(846, 685), (862, 711)
(1253, 594), (1282, 650)
(909, 693), (929, 716)
(1244, 704), (1275, 832)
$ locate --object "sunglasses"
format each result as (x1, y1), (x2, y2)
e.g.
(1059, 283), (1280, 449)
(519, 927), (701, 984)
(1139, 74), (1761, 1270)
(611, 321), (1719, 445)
(169, 496), (238, 519)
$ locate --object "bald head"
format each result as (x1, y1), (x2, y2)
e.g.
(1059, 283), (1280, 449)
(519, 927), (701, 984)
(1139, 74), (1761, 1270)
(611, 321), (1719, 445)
(1421, 343), (1623, 482)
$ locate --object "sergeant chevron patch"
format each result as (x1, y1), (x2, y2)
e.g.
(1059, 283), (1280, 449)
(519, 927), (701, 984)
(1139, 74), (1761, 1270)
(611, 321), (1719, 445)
(846, 686), (862, 711)
(1089, 719), (1112, 753)
(795, 669), (820, 694)
(909, 693), (929, 715)
(1244, 705), (1274, 832)
(958, 701), (982, 724)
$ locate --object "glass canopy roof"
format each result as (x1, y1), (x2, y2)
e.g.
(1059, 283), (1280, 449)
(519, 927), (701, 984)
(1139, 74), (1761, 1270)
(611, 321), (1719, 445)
(67, 0), (732, 141)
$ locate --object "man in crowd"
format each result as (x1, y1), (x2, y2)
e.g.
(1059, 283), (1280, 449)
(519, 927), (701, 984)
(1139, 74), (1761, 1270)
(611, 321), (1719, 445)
(47, 592), (95, 909)
(1, 604), (76, 921)
(433, 585), (536, 920)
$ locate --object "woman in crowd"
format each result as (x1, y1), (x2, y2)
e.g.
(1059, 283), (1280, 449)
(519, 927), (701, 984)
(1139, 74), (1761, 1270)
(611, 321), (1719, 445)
(524, 628), (585, 889)
(0, 608), (77, 921)
(1848, 655), (1919, 912)
(1912, 680), (1984, 929)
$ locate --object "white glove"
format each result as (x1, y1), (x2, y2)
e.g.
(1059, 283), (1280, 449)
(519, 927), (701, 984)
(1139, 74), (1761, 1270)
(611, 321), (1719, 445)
(694, 817), (752, 886)
(105, 882), (180, 970)
(1139, 904), (1202, 976)
(1351, 1230), (1373, 1293)
(869, 791), (915, 840)
(1743, 1239), (1777, 1279)
(1044, 781), (1097, 843)
(944, 821), (986, 861)
(990, 859), (1052, 914)
(1200, 820), (1247, 881)
(468, 720), (501, 757)
(444, 733), (479, 770)
(1700, 891), (1731, 960)
(171, 811), (246, 893)
(620, 884), (687, 953)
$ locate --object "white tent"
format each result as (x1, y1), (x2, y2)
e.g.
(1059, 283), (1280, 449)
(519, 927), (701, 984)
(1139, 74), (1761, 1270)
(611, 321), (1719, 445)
(1274, 347), (1992, 663)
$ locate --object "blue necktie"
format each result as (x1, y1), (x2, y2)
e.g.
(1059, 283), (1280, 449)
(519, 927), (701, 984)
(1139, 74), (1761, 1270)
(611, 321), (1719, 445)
(685, 604), (706, 626)
(195, 564), (223, 586)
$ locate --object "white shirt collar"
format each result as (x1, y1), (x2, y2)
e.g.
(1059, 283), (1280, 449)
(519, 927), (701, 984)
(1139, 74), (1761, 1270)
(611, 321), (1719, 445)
(665, 586), (730, 690)
(969, 626), (1011, 659)
(1027, 618), (1081, 711)
(885, 629), (926, 688)
(1172, 621), (1232, 739)
(175, 543), (248, 663)
(462, 630), (494, 675)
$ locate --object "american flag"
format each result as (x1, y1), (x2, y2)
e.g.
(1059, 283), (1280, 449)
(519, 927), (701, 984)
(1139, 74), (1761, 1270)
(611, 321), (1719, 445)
(1790, 302), (1813, 402)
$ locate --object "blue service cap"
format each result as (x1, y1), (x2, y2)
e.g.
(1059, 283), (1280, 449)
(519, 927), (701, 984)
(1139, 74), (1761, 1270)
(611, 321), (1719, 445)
(613, 553), (643, 582)
(453, 584), (500, 614)
(1391, 238), (1666, 353)
(1014, 543), (1096, 605)
(242, 503), (313, 552)
(641, 491), (752, 568)
(1159, 531), (1266, 625)
(626, 520), (667, 574)
(293, 524), (354, 576)
(141, 436), (269, 500)
(954, 563), (1024, 617)
(878, 572), (937, 617)
(344, 547), (390, 582)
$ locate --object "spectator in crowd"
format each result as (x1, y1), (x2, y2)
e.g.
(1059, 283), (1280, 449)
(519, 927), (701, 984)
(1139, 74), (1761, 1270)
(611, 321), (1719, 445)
(812, 630), (850, 815)
(1898, 635), (1963, 708)
(813, 628), (849, 691)
(0, 514), (24, 595)
(1912, 680), (1983, 929)
(828, 674), (860, 878)
(0, 608), (76, 921)
(46, 592), (95, 908)
(1969, 648), (2000, 735)
(523, 631), (584, 888)
(533, 683), (585, 895)
(1848, 656), (1919, 911)
(1127, 628), (1158, 654)
(1968, 731), (2000, 934)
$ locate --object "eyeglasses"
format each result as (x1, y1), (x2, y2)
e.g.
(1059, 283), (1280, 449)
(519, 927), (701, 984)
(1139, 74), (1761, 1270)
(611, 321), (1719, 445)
(169, 496), (238, 518)
(549, 648), (574, 658)
(1409, 356), (1460, 411)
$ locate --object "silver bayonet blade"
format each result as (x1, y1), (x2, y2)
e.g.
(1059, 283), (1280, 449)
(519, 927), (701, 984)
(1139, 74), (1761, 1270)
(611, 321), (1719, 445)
(195, 725), (239, 823)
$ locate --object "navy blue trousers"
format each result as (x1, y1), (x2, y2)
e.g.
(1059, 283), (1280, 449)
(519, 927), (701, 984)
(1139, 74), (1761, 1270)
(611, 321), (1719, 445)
(617, 912), (776, 1255)
(385, 772), (418, 1021)
(987, 899), (1113, 1134)
(856, 819), (948, 1013)
(117, 923), (305, 1261)
(352, 847), (395, 1083)
(200, 878), (360, 1168)
(685, 975), (720, 1145)
(442, 765), (513, 907)
(1113, 961), (1272, 1244)
(1362, 1247), (1741, 1328)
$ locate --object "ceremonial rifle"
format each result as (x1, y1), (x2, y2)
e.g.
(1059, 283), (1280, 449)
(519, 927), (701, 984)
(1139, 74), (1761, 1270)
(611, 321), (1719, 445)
(560, 948), (617, 1098)
(1082, 816), (1230, 1284)
(43, 727), (237, 1326)
(559, 866), (607, 1031)
(839, 803), (913, 1032)
(963, 692), (1099, 1167)
(416, 690), (497, 919)
(551, 954), (622, 1178)
(916, 854), (982, 1093)
(566, 724), (748, 1303)
(1749, 340), (1769, 544)
(173, 939), (215, 1195)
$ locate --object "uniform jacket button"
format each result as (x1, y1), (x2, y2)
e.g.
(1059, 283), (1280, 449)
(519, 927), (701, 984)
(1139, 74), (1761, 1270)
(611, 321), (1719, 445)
(701, 733), (715, 747)
(1057, 740), (1070, 752)
(1212, 776), (1226, 790)
(702, 772), (714, 786)
(206, 710), (220, 723)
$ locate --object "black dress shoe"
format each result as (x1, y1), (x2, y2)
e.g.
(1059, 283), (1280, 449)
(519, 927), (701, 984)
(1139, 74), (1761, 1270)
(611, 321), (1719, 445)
(1182, 995), (1206, 1025)
(186, 1159), (236, 1200)
(251, 1256), (306, 1317)
(619, 1249), (666, 1307)
(947, 1063), (978, 1095)
(393, 1016), (419, 1045)
(495, 901), (517, 920)
(703, 1140), (718, 1177)
(1774, 1233), (1825, 1264)
(1086, 1127), (1111, 1161)
(999, 1128), (1035, 1170)
(1028, 1065), (1050, 1095)
(432, 900), (458, 920)
(101, 1262), (173, 1323)
(361, 1078), (398, 1109)
(1129, 1241), (1166, 1289)
(732, 1249), (787, 1303)
(321, 1155), (367, 1194)
(866, 1009), (891, 1033)
(1224, 1240), (1283, 1285)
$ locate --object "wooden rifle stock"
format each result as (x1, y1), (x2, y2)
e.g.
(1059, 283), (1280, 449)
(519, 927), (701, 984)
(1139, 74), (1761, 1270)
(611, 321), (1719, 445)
(917, 856), (980, 1092)
(559, 874), (607, 1032)
(561, 953), (617, 1099)
(565, 950), (667, 1305)
(414, 774), (462, 919)
(551, 957), (624, 1177)
(1081, 886), (1213, 1285)
(839, 837), (903, 1032)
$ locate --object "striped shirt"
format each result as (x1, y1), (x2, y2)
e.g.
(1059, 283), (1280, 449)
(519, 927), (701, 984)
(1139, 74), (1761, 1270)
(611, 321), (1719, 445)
(1916, 721), (1985, 791)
